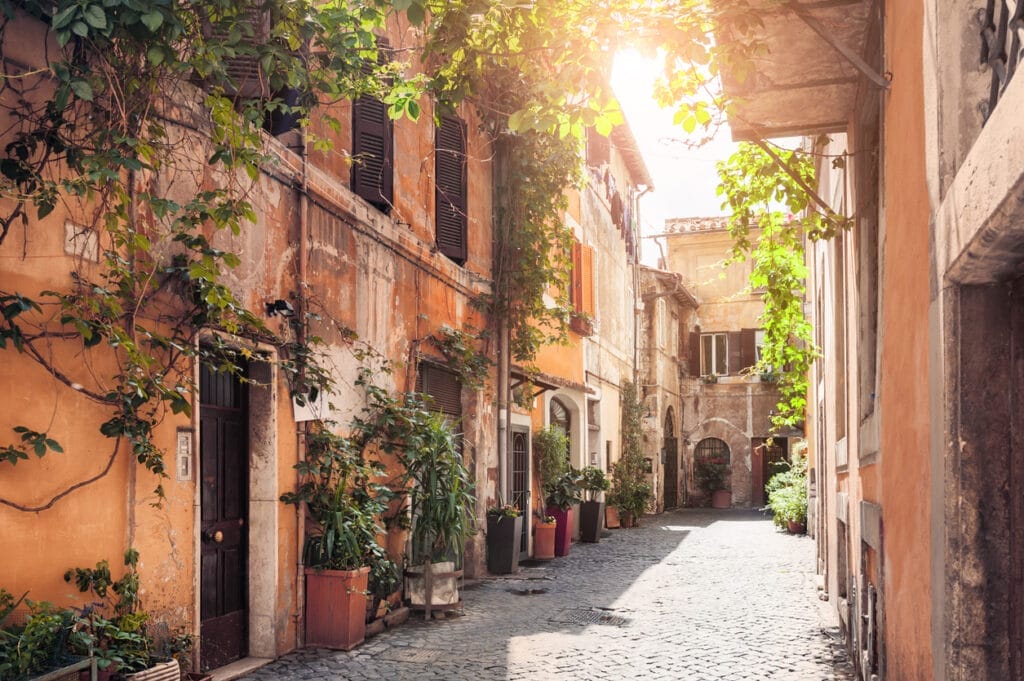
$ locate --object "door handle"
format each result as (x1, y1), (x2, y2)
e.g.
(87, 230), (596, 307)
(202, 529), (224, 543)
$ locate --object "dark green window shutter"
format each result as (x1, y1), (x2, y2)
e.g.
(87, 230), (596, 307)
(416, 363), (463, 423)
(435, 115), (467, 264)
(351, 39), (393, 212)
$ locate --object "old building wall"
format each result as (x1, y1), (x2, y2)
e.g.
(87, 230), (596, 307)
(0, 10), (496, 669)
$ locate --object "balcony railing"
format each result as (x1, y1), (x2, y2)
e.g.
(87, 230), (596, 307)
(980, 1), (1024, 121)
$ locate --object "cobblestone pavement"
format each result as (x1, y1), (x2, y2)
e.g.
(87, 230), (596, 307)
(243, 509), (855, 681)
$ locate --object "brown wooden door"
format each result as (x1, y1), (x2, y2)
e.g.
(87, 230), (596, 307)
(199, 362), (248, 671)
(663, 437), (679, 508)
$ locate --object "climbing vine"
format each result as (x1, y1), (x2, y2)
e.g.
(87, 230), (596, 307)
(717, 141), (850, 429)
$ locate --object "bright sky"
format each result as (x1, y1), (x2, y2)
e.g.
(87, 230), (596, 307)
(610, 50), (738, 266)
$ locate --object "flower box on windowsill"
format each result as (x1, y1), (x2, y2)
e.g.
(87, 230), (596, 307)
(570, 314), (594, 336)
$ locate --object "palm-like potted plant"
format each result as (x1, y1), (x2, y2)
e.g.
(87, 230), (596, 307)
(485, 503), (522, 574)
(397, 410), (476, 611)
(578, 466), (610, 542)
(280, 423), (393, 651)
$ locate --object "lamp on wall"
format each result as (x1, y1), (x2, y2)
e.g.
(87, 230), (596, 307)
(265, 299), (295, 317)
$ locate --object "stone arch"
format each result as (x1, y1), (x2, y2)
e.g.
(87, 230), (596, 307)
(547, 391), (584, 470)
(686, 417), (752, 506)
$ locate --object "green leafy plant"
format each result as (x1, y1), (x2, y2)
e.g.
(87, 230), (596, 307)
(486, 504), (521, 519)
(766, 447), (808, 527)
(397, 410), (476, 565)
(609, 381), (651, 518)
(578, 466), (610, 502)
(0, 601), (72, 680)
(545, 470), (582, 511)
(533, 425), (570, 507)
(694, 460), (730, 497)
(280, 422), (393, 572)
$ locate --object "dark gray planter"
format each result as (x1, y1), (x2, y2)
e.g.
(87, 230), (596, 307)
(486, 514), (522, 574)
(579, 501), (604, 542)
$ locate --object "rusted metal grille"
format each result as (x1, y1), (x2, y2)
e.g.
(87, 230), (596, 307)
(550, 608), (630, 627)
(980, 0), (1024, 121)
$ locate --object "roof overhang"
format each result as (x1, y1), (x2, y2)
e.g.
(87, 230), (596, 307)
(510, 366), (596, 398)
(717, 0), (880, 141)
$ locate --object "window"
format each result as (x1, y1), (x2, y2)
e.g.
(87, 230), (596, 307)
(694, 437), (730, 466)
(550, 397), (572, 463)
(351, 39), (394, 212)
(700, 333), (728, 376)
(435, 114), (467, 264)
(415, 363), (462, 425)
(586, 127), (610, 168)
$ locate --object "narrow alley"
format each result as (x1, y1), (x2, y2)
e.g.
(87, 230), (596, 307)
(242, 510), (853, 681)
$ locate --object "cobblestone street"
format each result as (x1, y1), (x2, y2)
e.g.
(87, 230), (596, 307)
(242, 509), (853, 681)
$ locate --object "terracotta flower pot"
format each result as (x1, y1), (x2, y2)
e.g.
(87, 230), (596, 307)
(620, 510), (635, 528)
(304, 566), (369, 650)
(534, 521), (556, 559)
(787, 519), (807, 535)
(711, 490), (732, 509)
(605, 506), (621, 529)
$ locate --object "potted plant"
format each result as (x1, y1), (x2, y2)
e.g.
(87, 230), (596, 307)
(281, 423), (392, 651)
(63, 550), (176, 681)
(695, 459), (732, 508)
(485, 503), (522, 574)
(533, 426), (578, 556)
(766, 449), (808, 534)
(578, 466), (609, 542)
(397, 410), (475, 611)
(610, 381), (652, 527)
(533, 513), (557, 560)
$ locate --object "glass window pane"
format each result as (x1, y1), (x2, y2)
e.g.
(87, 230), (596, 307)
(715, 334), (727, 375)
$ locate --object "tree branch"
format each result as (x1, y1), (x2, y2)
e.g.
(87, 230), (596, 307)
(0, 438), (121, 512)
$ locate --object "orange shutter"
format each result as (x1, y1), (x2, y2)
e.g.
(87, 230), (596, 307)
(571, 240), (583, 312)
(581, 245), (595, 316)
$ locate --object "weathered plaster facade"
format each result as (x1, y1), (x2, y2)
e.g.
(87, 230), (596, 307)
(720, 0), (1024, 678)
(0, 14), (496, 674)
(659, 218), (786, 509)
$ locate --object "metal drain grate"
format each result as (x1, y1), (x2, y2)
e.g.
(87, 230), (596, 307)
(551, 608), (630, 627)
(379, 648), (444, 663)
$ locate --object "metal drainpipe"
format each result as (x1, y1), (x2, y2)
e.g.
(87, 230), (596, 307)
(632, 186), (652, 382)
(294, 126), (309, 649)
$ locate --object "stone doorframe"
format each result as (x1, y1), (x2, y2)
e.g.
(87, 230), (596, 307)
(193, 333), (280, 666)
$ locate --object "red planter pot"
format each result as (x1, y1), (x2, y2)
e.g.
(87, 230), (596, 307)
(787, 520), (807, 535)
(547, 505), (573, 556)
(304, 566), (370, 650)
(711, 490), (732, 509)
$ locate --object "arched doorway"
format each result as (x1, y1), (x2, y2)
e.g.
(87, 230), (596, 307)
(694, 437), (731, 502)
(663, 408), (679, 508)
(550, 397), (571, 463)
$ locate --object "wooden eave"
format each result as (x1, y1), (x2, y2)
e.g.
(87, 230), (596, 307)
(717, 0), (876, 141)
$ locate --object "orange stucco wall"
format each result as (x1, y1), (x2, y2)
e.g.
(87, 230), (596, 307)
(879, 1), (932, 677)
(0, 12), (494, 667)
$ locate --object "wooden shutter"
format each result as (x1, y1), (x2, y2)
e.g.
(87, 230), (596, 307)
(740, 328), (757, 371)
(581, 245), (594, 316)
(688, 328), (701, 377)
(727, 332), (742, 375)
(351, 39), (393, 212)
(202, 6), (271, 98)
(417, 363), (462, 423)
(571, 241), (583, 312)
(435, 115), (467, 264)
(351, 95), (394, 212)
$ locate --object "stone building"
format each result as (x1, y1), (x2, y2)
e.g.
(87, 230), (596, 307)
(657, 217), (788, 509)
(715, 1), (1024, 679)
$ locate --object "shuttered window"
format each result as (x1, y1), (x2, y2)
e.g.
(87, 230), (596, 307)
(415, 363), (462, 424)
(351, 40), (393, 212)
(435, 115), (467, 264)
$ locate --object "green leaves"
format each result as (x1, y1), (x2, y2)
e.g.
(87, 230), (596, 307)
(1, 427), (64, 465)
